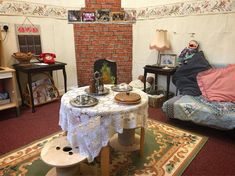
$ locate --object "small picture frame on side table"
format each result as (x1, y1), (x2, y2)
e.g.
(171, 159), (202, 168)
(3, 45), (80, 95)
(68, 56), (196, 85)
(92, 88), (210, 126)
(160, 54), (177, 68)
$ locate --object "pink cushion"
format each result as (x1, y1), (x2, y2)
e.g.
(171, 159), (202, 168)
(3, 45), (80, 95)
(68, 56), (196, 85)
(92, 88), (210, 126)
(197, 64), (235, 102)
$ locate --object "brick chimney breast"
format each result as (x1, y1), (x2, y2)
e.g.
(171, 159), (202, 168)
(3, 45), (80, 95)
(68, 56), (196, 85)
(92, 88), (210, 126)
(74, 0), (132, 86)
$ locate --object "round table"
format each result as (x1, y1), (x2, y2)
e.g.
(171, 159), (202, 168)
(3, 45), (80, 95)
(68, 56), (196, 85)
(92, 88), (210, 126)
(59, 85), (148, 175)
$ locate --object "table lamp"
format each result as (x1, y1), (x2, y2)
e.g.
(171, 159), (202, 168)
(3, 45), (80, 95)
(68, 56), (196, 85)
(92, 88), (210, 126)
(149, 29), (170, 66)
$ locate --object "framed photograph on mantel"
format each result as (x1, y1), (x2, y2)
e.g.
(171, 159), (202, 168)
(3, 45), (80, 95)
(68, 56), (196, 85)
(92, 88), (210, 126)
(96, 9), (110, 22)
(82, 12), (96, 22)
(111, 12), (125, 22)
(68, 10), (81, 22)
(159, 54), (177, 68)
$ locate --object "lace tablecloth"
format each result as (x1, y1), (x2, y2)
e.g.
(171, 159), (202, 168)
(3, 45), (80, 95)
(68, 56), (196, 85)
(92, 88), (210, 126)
(59, 85), (148, 162)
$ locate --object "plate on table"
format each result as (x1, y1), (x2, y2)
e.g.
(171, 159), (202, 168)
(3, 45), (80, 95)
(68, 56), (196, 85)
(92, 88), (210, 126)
(114, 92), (141, 105)
(70, 95), (98, 107)
(85, 87), (109, 96)
(115, 99), (141, 105)
(111, 83), (133, 92)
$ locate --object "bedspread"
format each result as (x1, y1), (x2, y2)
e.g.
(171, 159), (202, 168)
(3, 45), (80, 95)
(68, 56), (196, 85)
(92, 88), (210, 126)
(162, 95), (235, 130)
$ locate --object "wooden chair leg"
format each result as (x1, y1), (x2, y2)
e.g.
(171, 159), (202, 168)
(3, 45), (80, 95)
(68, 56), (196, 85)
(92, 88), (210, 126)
(101, 145), (110, 176)
(139, 127), (145, 157)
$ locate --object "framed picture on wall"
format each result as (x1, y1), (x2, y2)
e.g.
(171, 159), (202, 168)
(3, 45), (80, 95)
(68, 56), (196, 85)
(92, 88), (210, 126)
(82, 12), (96, 22)
(160, 54), (177, 68)
(68, 10), (81, 22)
(96, 9), (110, 22)
(124, 10), (136, 22)
(15, 24), (42, 55)
(111, 12), (125, 22)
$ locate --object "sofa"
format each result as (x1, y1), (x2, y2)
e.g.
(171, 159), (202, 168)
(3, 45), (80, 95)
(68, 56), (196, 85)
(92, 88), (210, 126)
(162, 52), (235, 130)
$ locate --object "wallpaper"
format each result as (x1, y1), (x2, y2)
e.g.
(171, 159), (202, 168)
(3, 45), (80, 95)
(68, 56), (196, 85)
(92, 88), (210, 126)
(0, 0), (234, 20)
(136, 0), (235, 20)
(0, 1), (70, 19)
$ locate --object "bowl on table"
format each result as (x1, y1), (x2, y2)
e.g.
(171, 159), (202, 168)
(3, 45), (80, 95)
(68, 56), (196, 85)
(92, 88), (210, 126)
(12, 52), (33, 64)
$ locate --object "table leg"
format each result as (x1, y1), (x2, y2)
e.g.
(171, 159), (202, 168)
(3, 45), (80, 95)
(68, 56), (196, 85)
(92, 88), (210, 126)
(15, 70), (24, 106)
(27, 73), (35, 113)
(154, 73), (158, 91)
(166, 75), (170, 100)
(144, 70), (147, 92)
(101, 145), (109, 176)
(139, 127), (145, 157)
(62, 67), (67, 93)
(16, 107), (20, 117)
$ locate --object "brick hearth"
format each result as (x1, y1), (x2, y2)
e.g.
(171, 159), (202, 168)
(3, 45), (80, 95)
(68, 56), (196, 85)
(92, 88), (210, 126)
(74, 0), (132, 86)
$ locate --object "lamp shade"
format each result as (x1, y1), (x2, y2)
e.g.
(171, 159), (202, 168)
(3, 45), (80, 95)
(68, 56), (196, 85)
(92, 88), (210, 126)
(149, 29), (170, 51)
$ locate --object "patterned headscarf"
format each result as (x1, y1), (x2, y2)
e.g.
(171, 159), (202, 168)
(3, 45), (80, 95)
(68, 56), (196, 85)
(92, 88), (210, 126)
(178, 40), (199, 63)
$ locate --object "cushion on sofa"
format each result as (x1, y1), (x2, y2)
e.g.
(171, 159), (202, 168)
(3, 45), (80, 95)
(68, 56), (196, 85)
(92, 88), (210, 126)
(197, 64), (235, 102)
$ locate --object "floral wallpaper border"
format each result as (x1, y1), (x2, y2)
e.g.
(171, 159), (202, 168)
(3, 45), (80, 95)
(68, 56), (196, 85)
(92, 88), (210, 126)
(136, 0), (235, 20)
(0, 0), (234, 20)
(0, 1), (70, 19)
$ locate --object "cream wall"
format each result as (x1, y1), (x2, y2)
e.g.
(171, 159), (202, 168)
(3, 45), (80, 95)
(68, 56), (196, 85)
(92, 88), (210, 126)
(123, 0), (186, 8)
(134, 0), (186, 7)
(132, 0), (235, 93)
(0, 0), (133, 94)
(0, 0), (85, 94)
(1, 0), (235, 95)
(16, 0), (85, 7)
(0, 16), (77, 93)
(133, 13), (235, 92)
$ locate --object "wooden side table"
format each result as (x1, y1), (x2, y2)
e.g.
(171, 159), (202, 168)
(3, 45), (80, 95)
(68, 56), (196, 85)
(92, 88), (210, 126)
(13, 62), (67, 113)
(143, 65), (176, 100)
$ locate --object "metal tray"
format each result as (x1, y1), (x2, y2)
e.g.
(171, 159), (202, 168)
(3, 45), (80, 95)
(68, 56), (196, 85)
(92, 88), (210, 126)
(70, 95), (98, 108)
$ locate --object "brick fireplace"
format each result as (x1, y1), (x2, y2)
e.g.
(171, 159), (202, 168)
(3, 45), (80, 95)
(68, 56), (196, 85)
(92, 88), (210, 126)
(74, 0), (132, 86)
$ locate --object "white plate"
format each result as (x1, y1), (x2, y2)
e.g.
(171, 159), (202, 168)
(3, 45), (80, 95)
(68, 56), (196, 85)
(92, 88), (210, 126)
(33, 63), (49, 66)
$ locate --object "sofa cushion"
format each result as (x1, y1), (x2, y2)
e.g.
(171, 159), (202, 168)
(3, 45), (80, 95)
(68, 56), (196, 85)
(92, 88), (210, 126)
(197, 64), (235, 102)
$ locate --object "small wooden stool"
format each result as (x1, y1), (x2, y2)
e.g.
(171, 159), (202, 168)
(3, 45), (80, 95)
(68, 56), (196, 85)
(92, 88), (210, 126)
(40, 136), (87, 176)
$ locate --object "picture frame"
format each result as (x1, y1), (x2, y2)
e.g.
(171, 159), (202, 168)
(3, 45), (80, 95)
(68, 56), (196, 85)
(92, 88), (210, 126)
(82, 12), (96, 22)
(30, 78), (59, 105)
(68, 10), (81, 22)
(159, 54), (177, 67)
(96, 9), (110, 22)
(124, 10), (137, 22)
(111, 12), (125, 22)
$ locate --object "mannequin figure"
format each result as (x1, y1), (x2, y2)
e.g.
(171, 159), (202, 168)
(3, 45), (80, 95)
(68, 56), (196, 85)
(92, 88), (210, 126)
(178, 40), (199, 65)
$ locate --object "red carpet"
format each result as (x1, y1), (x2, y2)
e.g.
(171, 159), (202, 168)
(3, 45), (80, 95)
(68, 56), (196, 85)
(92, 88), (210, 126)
(0, 100), (235, 175)
(0, 101), (61, 155)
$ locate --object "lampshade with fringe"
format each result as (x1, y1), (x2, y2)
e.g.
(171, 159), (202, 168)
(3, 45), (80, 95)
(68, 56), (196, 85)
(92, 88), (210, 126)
(149, 29), (170, 66)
